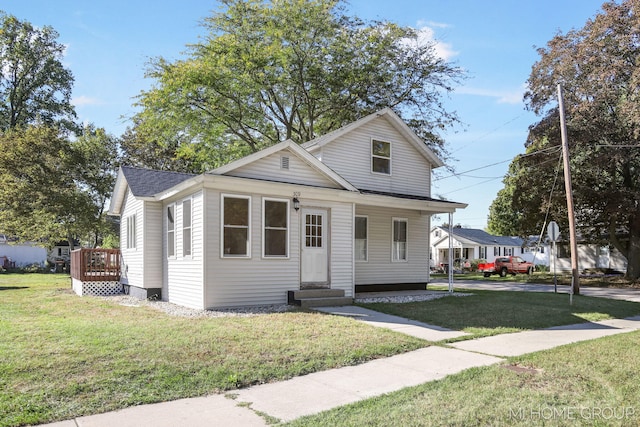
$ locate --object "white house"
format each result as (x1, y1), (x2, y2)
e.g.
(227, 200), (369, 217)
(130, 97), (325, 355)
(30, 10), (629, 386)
(430, 226), (550, 267)
(551, 241), (627, 274)
(0, 240), (47, 268)
(108, 108), (466, 309)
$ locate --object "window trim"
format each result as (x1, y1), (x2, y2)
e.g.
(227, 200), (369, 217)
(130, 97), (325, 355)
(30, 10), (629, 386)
(182, 198), (192, 257)
(391, 217), (408, 262)
(262, 197), (290, 259)
(371, 138), (392, 175)
(167, 204), (176, 258)
(221, 194), (251, 259)
(126, 214), (136, 250)
(354, 215), (368, 262)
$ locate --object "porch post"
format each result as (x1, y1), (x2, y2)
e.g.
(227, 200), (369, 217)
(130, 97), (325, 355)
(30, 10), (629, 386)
(448, 212), (454, 293)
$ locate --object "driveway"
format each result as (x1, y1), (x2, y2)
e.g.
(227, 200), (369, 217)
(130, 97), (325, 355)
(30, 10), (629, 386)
(429, 278), (640, 302)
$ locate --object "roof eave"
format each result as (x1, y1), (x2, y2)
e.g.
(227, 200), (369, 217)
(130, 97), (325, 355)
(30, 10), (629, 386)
(107, 168), (128, 216)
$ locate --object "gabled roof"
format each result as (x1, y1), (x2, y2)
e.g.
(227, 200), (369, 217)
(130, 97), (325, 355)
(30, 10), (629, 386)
(434, 226), (524, 247)
(209, 139), (359, 192)
(301, 108), (445, 168)
(108, 166), (196, 215)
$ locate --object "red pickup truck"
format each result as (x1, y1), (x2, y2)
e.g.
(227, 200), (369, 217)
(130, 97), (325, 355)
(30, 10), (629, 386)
(478, 256), (534, 277)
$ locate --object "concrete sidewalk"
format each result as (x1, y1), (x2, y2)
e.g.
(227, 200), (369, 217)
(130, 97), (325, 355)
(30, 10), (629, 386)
(40, 296), (640, 426)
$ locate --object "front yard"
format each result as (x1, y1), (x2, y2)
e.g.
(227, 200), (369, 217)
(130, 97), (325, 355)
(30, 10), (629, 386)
(2, 274), (639, 426)
(0, 274), (424, 427)
(361, 288), (640, 340)
(285, 330), (640, 426)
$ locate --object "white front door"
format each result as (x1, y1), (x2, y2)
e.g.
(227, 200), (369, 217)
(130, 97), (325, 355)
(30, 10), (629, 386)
(301, 208), (328, 285)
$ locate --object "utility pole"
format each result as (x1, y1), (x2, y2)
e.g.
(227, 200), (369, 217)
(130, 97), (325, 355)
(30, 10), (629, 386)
(557, 84), (580, 295)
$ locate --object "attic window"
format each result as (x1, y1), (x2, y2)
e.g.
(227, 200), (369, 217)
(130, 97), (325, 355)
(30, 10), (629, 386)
(280, 156), (290, 170)
(372, 139), (391, 175)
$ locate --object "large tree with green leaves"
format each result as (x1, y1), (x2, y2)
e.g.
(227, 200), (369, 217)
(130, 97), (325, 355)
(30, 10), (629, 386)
(0, 126), (91, 248)
(0, 11), (76, 132)
(124, 0), (463, 173)
(0, 125), (120, 250)
(488, 0), (640, 279)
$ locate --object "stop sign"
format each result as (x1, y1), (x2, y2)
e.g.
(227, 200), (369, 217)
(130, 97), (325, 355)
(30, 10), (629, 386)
(547, 221), (560, 242)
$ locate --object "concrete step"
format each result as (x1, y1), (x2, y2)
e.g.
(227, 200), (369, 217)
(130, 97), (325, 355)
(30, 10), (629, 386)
(287, 289), (352, 307)
(298, 296), (353, 308)
(290, 289), (345, 299)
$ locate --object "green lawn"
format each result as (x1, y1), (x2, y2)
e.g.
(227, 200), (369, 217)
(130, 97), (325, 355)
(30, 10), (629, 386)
(361, 289), (640, 340)
(285, 330), (640, 426)
(0, 274), (425, 427)
(3, 275), (639, 426)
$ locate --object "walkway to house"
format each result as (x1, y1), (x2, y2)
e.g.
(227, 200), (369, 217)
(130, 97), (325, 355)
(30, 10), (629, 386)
(41, 285), (640, 427)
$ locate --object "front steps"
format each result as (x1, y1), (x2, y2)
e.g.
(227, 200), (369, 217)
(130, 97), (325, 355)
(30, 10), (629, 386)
(287, 289), (352, 308)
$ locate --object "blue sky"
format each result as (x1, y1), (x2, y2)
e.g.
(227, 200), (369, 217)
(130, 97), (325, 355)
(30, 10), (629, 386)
(6, 0), (607, 229)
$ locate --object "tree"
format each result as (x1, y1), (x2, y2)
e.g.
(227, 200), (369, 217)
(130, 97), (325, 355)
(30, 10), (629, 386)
(489, 0), (640, 280)
(72, 125), (121, 247)
(0, 12), (76, 132)
(126, 0), (463, 172)
(486, 181), (520, 236)
(0, 125), (120, 250)
(0, 126), (93, 249)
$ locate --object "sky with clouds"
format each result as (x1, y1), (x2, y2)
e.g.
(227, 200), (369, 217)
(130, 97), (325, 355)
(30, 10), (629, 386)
(5, 0), (608, 230)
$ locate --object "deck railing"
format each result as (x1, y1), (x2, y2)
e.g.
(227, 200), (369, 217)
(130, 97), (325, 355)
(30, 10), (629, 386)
(71, 248), (121, 282)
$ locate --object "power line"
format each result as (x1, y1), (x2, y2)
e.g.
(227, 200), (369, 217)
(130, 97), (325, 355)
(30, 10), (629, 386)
(450, 113), (528, 155)
(437, 176), (504, 195)
(434, 145), (561, 182)
(435, 146), (563, 197)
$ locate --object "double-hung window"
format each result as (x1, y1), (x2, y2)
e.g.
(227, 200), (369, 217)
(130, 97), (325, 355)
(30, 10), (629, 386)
(167, 205), (175, 257)
(372, 139), (391, 174)
(392, 218), (407, 261)
(182, 199), (192, 256)
(263, 198), (289, 258)
(126, 215), (136, 249)
(222, 195), (250, 257)
(355, 216), (368, 261)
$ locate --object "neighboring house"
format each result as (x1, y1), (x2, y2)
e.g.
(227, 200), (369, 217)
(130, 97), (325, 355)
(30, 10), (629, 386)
(108, 108), (467, 309)
(552, 241), (627, 274)
(47, 241), (77, 264)
(0, 240), (47, 268)
(430, 226), (549, 267)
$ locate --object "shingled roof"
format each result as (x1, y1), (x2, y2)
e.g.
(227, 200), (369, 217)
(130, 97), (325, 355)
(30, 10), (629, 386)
(121, 166), (196, 198)
(436, 226), (524, 247)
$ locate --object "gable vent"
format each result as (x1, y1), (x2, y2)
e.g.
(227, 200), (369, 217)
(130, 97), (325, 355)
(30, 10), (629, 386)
(280, 156), (290, 170)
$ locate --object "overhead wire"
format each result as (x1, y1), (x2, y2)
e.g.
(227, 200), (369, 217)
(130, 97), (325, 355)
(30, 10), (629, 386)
(434, 145), (562, 196)
(434, 145), (562, 182)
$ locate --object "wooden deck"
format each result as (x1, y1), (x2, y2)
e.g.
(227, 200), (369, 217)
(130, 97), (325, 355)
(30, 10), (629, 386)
(71, 248), (121, 282)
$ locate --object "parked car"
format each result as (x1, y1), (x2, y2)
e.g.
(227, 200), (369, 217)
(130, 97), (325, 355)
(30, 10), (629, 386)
(478, 256), (534, 277)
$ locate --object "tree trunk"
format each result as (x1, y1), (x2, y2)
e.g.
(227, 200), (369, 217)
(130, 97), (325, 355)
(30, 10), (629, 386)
(67, 234), (75, 274)
(625, 215), (640, 281)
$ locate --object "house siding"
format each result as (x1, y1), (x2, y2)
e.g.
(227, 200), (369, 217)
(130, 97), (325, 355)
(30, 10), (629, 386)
(227, 149), (342, 189)
(316, 117), (432, 197)
(203, 188), (354, 308)
(165, 190), (205, 309)
(554, 244), (628, 273)
(120, 189), (144, 288)
(143, 201), (163, 288)
(355, 205), (429, 285)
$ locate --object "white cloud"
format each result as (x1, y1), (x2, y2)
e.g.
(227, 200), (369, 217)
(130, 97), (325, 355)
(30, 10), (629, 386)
(456, 84), (526, 105)
(72, 95), (103, 106)
(413, 26), (458, 61)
